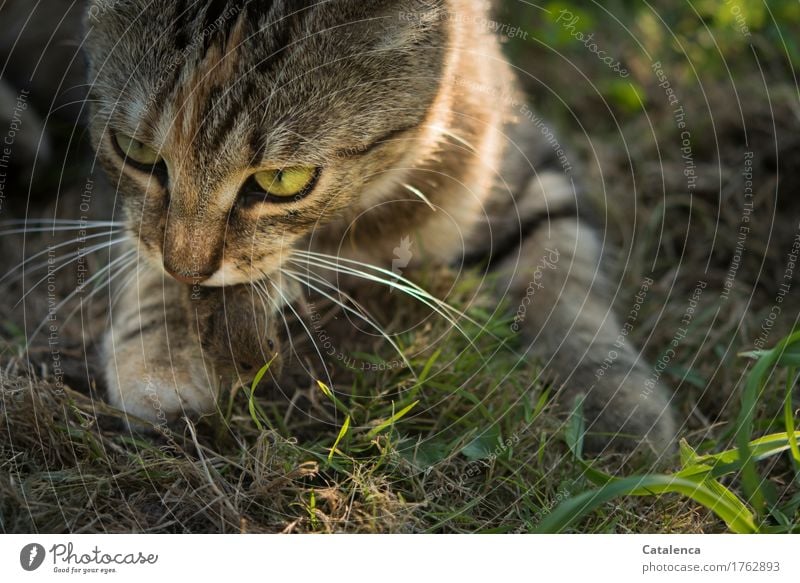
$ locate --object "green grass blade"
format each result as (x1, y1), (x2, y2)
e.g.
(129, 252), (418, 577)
(418, 348), (442, 384)
(316, 380), (351, 417)
(248, 355), (278, 431)
(534, 475), (759, 534)
(308, 490), (319, 530)
(734, 330), (800, 514)
(565, 395), (586, 460)
(693, 432), (800, 466)
(328, 415), (351, 462)
(367, 400), (420, 438)
(785, 367), (800, 464)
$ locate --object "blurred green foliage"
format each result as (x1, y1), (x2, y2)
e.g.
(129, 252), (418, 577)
(500, 0), (800, 114)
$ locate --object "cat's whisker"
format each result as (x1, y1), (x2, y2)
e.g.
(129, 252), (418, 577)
(13, 237), (129, 305)
(109, 259), (143, 312)
(288, 252), (489, 349)
(250, 278), (278, 339)
(282, 265), (411, 359)
(0, 230), (124, 285)
(430, 124), (478, 153)
(292, 250), (491, 339)
(289, 254), (466, 332)
(73, 253), (140, 315)
(5, 237), (127, 289)
(252, 276), (300, 362)
(0, 219), (122, 226)
(62, 81), (119, 94)
(291, 250), (474, 321)
(48, 98), (105, 116)
(38, 253), (141, 341)
(0, 226), (123, 237)
(0, 220), (123, 233)
(23, 248), (138, 347)
(282, 266), (398, 347)
(261, 270), (334, 385)
(280, 267), (418, 379)
(287, 258), (492, 364)
(403, 184), (436, 212)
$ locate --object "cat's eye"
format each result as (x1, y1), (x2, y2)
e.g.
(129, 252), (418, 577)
(245, 166), (320, 204)
(113, 133), (163, 167)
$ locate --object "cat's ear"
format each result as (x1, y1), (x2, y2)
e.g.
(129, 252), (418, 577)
(399, 0), (447, 12)
(85, 0), (108, 24)
(385, 0), (450, 47)
(85, 0), (130, 24)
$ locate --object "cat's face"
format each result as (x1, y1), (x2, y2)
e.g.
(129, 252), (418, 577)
(85, 0), (447, 286)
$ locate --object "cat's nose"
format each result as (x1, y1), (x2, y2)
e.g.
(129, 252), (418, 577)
(163, 262), (214, 285)
(162, 210), (224, 284)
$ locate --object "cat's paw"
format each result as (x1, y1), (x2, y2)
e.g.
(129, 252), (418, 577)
(191, 283), (283, 385)
(105, 339), (219, 431)
(561, 364), (677, 459)
(104, 277), (284, 430)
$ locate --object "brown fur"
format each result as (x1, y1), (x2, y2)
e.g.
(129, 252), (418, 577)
(83, 0), (675, 453)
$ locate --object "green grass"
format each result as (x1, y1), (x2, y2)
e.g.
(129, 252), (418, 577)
(2, 272), (798, 532)
(537, 332), (800, 533)
(2, 0), (799, 534)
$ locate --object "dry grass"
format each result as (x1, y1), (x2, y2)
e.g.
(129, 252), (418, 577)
(2, 1), (799, 533)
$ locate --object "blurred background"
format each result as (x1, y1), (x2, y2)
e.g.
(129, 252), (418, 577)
(1, 0), (799, 533)
(494, 0), (800, 422)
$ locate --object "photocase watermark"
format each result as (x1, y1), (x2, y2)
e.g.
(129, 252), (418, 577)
(725, 0), (753, 38)
(591, 276), (654, 384)
(398, 10), (528, 41)
(555, 10), (629, 78)
(753, 222), (800, 350)
(511, 248), (560, 332)
(307, 302), (407, 372)
(142, 1), (251, 112)
(46, 246), (66, 396)
(76, 178), (96, 295)
(21, 541), (158, 575)
(392, 235), (414, 278)
(87, 0), (121, 20)
(426, 431), (522, 501)
(20, 541), (159, 574)
(20, 543), (46, 572)
(721, 151), (755, 301)
(449, 74), (573, 174)
(642, 280), (707, 398)
(0, 88), (30, 216)
(519, 106), (574, 174)
(652, 61), (679, 107)
(512, 485), (572, 532)
(142, 374), (171, 440)
(652, 61), (697, 200)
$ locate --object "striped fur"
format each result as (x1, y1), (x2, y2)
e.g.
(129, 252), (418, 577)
(86, 0), (675, 452)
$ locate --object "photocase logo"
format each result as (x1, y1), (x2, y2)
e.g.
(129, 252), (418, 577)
(20, 543), (46, 571)
(392, 236), (414, 278)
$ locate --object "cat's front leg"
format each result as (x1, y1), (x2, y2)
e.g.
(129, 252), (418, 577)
(104, 264), (282, 429)
(491, 172), (677, 456)
(104, 265), (219, 428)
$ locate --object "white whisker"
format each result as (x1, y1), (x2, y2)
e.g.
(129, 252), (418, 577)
(24, 248), (138, 347)
(403, 184), (436, 212)
(261, 270), (334, 385)
(0, 219), (123, 227)
(281, 267), (418, 379)
(288, 252), (487, 351)
(14, 237), (129, 305)
(292, 250), (475, 323)
(253, 277), (300, 362)
(0, 230), (124, 284)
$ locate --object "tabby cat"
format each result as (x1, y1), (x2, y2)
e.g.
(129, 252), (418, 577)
(82, 0), (676, 452)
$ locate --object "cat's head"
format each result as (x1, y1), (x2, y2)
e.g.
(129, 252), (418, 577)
(84, 0), (450, 286)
